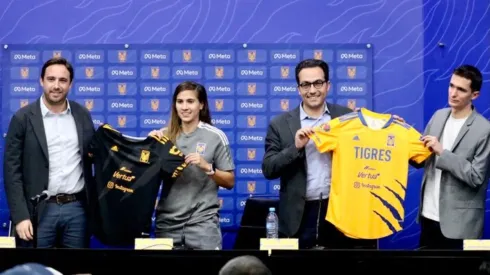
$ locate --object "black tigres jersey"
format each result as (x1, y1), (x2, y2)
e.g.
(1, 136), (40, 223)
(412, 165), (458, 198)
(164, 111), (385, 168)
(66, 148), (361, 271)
(88, 124), (187, 246)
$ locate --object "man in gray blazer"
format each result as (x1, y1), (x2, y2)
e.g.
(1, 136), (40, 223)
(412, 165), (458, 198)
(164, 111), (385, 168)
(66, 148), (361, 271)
(3, 57), (95, 248)
(262, 59), (372, 249)
(416, 65), (490, 249)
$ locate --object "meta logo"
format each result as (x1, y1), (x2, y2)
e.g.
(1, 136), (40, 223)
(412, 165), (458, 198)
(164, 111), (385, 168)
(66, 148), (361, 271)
(108, 99), (136, 112)
(237, 164), (263, 177)
(219, 213), (234, 227)
(141, 50), (169, 62)
(354, 146), (391, 162)
(77, 52), (102, 61)
(236, 197), (248, 211)
(237, 99), (267, 112)
(108, 66), (137, 79)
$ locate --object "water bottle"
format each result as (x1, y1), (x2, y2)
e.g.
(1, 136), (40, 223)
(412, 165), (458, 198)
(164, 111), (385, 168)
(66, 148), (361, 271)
(266, 207), (279, 238)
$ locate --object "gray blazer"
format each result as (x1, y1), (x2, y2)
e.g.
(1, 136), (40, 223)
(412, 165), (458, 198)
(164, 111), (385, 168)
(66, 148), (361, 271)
(416, 107), (490, 239)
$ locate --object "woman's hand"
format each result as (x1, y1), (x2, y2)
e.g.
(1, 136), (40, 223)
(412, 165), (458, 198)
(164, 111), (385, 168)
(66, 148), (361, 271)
(185, 153), (212, 172)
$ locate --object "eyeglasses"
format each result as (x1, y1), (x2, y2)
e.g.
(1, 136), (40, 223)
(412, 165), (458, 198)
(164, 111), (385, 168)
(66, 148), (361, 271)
(298, 80), (327, 90)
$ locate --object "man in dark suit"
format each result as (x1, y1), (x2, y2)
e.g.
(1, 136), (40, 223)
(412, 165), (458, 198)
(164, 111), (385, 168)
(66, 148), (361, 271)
(262, 59), (356, 249)
(4, 57), (95, 248)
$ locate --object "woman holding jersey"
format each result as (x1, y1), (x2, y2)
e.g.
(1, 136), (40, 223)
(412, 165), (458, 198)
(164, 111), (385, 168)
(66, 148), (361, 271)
(149, 81), (235, 250)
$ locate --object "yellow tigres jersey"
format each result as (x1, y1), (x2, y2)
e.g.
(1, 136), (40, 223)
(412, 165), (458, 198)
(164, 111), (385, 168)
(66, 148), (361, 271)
(310, 108), (431, 239)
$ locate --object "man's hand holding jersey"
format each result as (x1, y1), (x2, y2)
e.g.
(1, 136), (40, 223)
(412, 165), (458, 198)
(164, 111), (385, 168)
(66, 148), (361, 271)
(295, 127), (315, 149)
(421, 135), (443, 155)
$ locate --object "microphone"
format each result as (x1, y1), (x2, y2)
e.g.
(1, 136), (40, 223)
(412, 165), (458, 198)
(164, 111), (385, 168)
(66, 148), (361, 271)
(311, 192), (325, 250)
(173, 201), (203, 250)
(29, 190), (51, 249)
(30, 191), (51, 203)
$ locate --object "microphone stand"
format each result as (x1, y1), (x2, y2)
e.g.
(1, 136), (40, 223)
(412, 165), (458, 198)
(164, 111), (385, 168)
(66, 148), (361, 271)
(29, 191), (49, 249)
(311, 192), (325, 250)
(30, 196), (42, 249)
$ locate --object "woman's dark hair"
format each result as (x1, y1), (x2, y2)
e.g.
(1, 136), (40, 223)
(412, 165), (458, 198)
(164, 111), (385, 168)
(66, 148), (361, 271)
(166, 81), (212, 143)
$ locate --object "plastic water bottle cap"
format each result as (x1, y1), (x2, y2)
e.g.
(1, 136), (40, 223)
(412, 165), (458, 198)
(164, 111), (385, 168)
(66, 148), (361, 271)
(269, 207), (275, 212)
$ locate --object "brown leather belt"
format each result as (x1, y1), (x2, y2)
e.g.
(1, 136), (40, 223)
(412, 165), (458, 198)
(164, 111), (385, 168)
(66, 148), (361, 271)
(47, 192), (83, 205)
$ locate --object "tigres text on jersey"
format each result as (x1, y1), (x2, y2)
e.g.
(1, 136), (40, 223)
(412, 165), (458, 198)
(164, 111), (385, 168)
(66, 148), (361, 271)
(88, 124), (187, 246)
(309, 108), (431, 239)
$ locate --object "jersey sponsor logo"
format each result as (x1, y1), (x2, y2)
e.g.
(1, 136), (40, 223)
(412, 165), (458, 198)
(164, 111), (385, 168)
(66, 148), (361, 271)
(140, 149), (150, 163)
(106, 180), (134, 193)
(196, 142), (206, 155)
(113, 170), (135, 182)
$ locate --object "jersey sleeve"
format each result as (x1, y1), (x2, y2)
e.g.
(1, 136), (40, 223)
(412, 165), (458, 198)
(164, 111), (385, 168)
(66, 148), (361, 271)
(408, 126), (432, 163)
(159, 138), (187, 179)
(213, 131), (235, 171)
(309, 118), (342, 153)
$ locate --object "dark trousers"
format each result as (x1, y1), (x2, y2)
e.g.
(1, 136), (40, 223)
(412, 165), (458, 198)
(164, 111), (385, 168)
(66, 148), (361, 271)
(294, 199), (377, 249)
(419, 216), (463, 250)
(17, 200), (88, 248)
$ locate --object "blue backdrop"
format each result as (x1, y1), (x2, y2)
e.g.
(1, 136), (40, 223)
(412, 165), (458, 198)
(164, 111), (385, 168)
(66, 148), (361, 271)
(0, 0), (488, 250)
(1, 43), (373, 248)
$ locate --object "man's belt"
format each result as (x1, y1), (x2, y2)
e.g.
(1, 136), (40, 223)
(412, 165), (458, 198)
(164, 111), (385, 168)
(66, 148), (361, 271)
(47, 192), (83, 205)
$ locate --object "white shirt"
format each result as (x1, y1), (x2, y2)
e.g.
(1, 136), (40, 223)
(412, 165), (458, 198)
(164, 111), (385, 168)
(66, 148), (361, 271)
(422, 114), (468, 221)
(40, 97), (84, 195)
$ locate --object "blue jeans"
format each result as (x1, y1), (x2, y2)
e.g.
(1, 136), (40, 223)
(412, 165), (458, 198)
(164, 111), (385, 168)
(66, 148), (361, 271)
(17, 200), (88, 248)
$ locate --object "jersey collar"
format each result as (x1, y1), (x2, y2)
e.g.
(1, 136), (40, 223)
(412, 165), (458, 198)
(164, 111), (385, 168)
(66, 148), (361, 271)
(357, 108), (394, 129)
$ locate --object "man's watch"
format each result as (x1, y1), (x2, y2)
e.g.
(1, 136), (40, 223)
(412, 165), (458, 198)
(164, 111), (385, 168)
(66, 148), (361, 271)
(206, 163), (216, 175)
